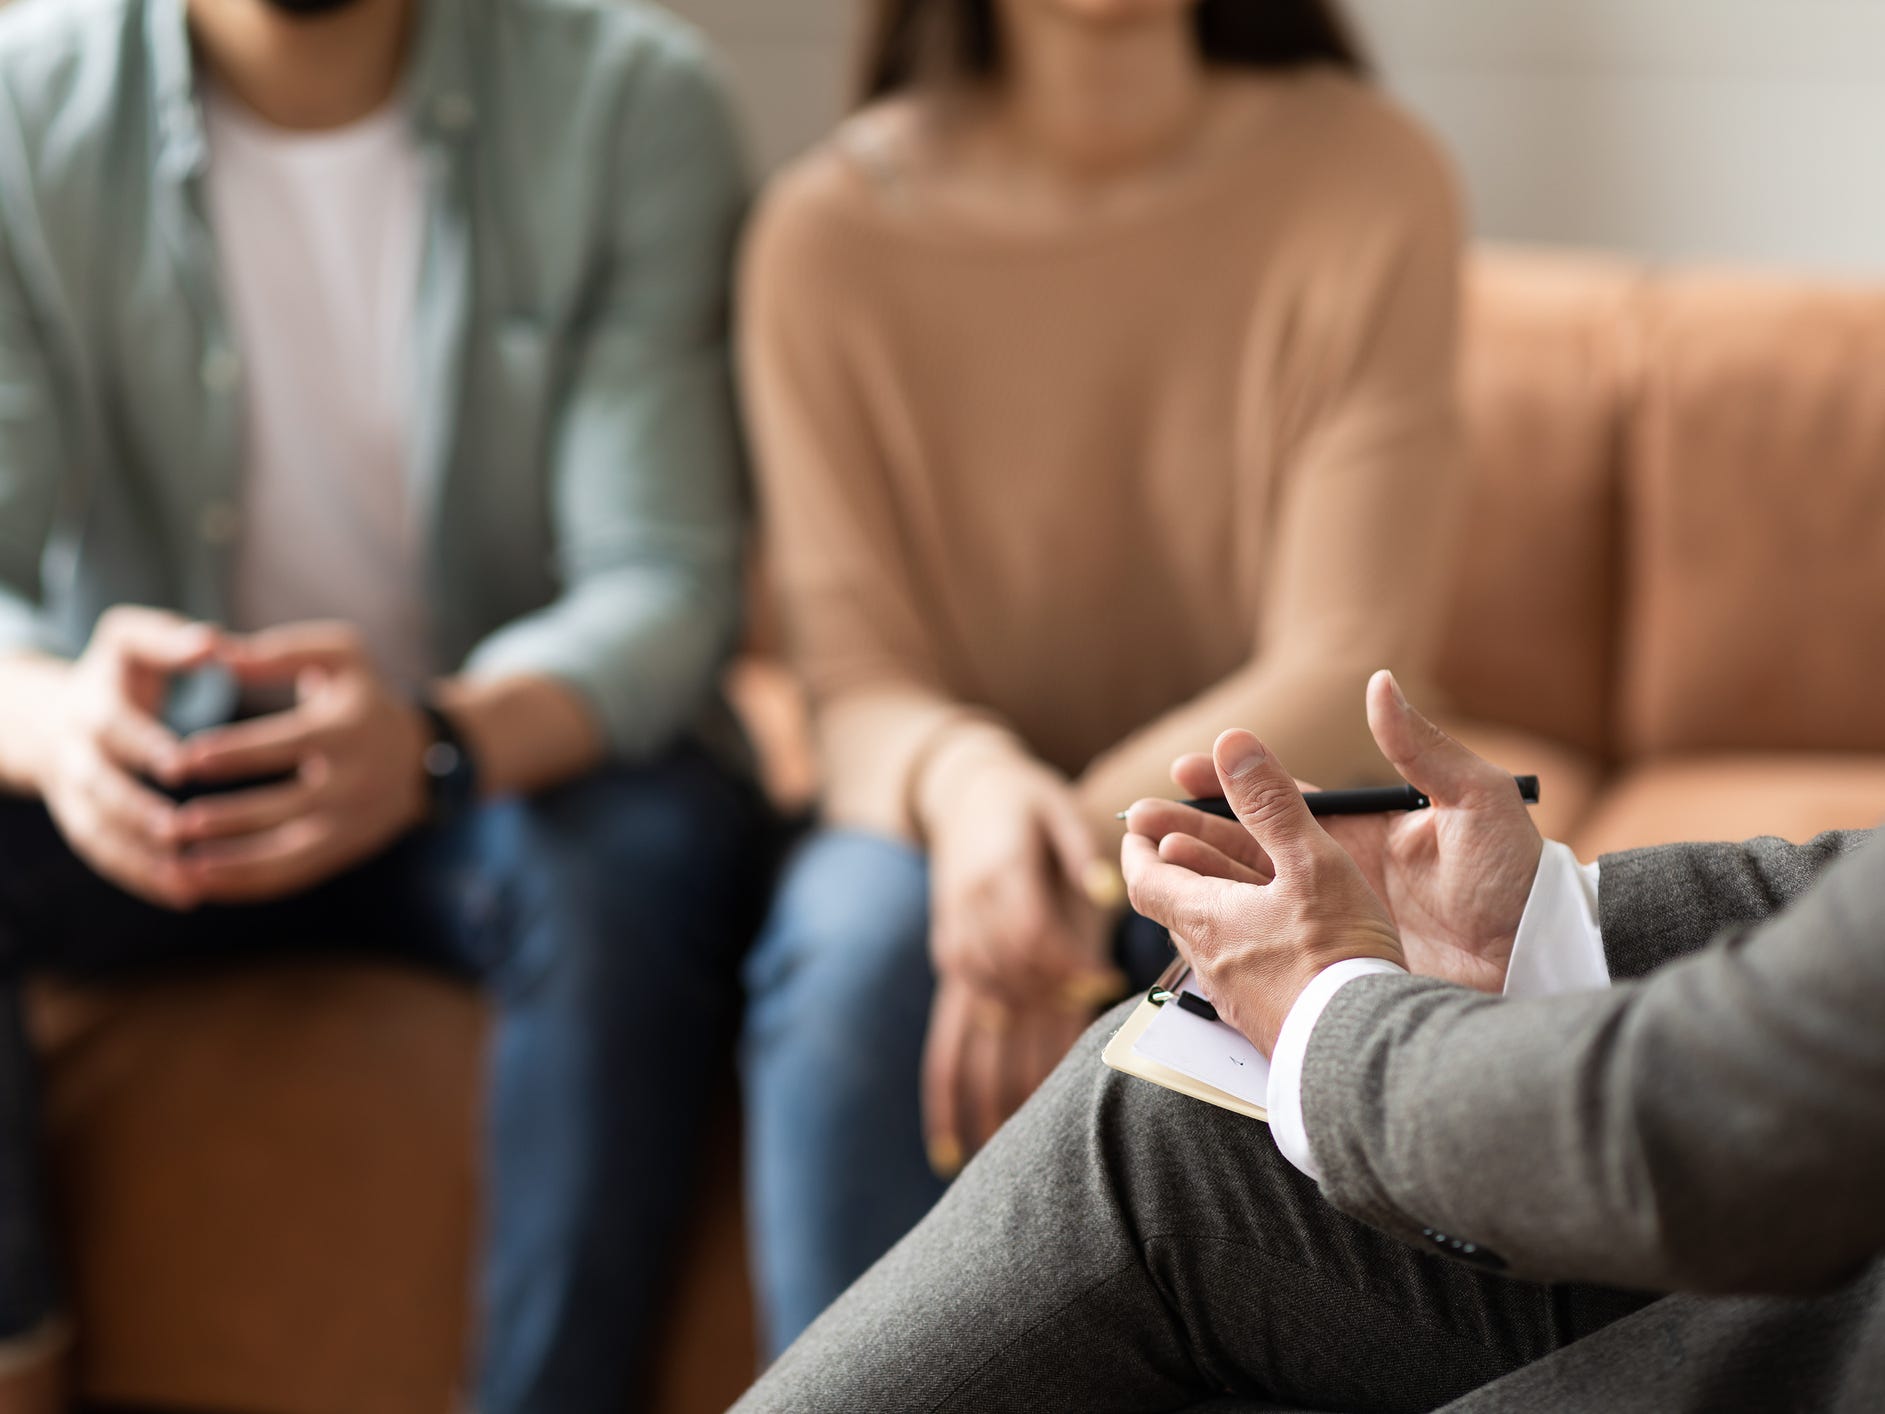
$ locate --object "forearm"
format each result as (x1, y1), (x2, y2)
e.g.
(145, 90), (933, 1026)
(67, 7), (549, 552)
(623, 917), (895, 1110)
(433, 671), (605, 799)
(1306, 835), (1885, 1294)
(462, 561), (740, 764)
(1074, 657), (1394, 842)
(0, 651), (66, 795)
(813, 685), (1034, 844)
(1596, 832), (1873, 979)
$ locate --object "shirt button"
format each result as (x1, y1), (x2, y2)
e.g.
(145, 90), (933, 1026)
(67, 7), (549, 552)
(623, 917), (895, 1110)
(198, 499), (241, 546)
(201, 345), (242, 394)
(433, 93), (474, 132)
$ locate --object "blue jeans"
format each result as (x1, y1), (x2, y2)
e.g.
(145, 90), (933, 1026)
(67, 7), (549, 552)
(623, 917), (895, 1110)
(0, 748), (770, 1413)
(740, 828), (1173, 1357)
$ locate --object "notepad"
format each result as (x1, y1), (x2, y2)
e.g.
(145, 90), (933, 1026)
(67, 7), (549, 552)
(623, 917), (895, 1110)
(1102, 964), (1271, 1122)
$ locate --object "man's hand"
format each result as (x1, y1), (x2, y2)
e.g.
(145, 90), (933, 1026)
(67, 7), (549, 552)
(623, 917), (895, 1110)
(1123, 728), (1403, 1055)
(1125, 672), (1542, 994)
(28, 608), (220, 909)
(171, 622), (430, 904)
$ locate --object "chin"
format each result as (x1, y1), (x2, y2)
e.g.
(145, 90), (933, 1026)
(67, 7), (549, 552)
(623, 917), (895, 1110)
(1027, 0), (1197, 28)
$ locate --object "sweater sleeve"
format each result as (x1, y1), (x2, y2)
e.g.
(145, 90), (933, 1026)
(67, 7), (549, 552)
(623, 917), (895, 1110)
(739, 172), (1035, 841)
(1073, 127), (1468, 836)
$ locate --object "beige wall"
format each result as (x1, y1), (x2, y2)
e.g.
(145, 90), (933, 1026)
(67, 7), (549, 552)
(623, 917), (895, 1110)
(664, 0), (1885, 277)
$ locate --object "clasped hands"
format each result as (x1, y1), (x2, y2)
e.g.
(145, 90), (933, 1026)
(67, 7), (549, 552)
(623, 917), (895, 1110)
(1122, 670), (1545, 1056)
(36, 607), (432, 912)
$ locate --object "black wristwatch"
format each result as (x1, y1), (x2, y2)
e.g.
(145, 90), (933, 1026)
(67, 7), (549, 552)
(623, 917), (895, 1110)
(415, 700), (480, 824)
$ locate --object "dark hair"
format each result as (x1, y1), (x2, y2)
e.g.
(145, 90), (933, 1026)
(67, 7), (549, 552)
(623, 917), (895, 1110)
(858, 0), (1370, 105)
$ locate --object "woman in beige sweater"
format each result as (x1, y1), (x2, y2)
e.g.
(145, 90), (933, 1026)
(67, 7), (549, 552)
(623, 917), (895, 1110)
(740, 0), (1466, 1355)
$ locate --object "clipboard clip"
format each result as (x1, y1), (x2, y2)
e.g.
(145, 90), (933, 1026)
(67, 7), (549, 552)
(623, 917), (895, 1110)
(1146, 962), (1224, 1024)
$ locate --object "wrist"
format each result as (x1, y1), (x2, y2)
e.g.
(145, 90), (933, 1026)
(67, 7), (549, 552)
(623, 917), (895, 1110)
(410, 695), (481, 824)
(1265, 950), (1406, 1057)
(913, 729), (1042, 841)
(2, 656), (78, 795)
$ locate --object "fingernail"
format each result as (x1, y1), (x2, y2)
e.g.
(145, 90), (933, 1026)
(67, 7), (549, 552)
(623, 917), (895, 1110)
(1387, 672), (1408, 708)
(1080, 859), (1127, 911)
(972, 1000), (1011, 1034)
(927, 1136), (963, 1180)
(1058, 969), (1129, 1011)
(1221, 737), (1265, 779)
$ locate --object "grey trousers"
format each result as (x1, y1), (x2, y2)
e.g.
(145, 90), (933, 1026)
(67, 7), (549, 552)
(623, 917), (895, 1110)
(734, 1003), (1650, 1414)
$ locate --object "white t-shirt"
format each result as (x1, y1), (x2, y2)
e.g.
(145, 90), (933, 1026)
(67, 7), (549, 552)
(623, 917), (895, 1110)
(204, 86), (431, 690)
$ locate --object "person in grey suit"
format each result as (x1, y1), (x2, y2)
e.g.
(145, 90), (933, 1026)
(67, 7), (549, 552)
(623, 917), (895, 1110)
(732, 671), (1883, 1413)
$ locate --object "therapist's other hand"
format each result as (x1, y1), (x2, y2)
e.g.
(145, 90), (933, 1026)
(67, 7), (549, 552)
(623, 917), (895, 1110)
(170, 622), (431, 904)
(1123, 728), (1402, 1056)
(1127, 672), (1543, 994)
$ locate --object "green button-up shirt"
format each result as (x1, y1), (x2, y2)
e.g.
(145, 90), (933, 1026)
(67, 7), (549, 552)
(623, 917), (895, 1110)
(0, 0), (750, 757)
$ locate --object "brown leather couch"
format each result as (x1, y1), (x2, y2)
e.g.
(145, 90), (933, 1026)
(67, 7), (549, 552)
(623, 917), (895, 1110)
(28, 248), (1885, 1413)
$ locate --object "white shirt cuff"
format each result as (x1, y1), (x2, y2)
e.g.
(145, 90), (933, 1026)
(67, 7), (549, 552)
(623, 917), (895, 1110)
(1267, 841), (1611, 1182)
(1266, 956), (1407, 1181)
(1502, 840), (1609, 998)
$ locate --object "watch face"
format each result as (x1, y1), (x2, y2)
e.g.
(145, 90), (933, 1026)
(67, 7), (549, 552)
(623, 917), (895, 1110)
(424, 740), (463, 780)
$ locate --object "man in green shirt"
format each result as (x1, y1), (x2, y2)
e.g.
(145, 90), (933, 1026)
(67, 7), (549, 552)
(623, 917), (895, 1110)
(0, 0), (762, 1408)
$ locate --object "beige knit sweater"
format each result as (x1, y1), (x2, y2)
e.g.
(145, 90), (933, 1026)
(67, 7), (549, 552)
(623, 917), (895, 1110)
(741, 69), (1467, 845)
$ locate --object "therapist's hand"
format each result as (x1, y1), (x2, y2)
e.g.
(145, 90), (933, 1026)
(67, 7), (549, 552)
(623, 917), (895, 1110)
(1123, 728), (1403, 1056)
(1124, 671), (1542, 994)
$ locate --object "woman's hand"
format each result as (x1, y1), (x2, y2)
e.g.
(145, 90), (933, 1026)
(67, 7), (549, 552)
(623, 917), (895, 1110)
(1123, 729), (1403, 1056)
(921, 973), (1092, 1177)
(1125, 671), (1543, 995)
(924, 754), (1122, 998)
(920, 753), (1126, 1173)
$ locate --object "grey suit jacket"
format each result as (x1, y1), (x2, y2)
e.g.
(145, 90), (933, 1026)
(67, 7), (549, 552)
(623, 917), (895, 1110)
(1302, 829), (1885, 1410)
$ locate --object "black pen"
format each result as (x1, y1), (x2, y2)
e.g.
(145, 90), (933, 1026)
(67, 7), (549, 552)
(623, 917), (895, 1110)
(1119, 775), (1540, 822)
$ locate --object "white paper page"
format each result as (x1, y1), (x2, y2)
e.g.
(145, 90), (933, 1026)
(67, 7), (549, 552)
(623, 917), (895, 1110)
(1131, 976), (1270, 1108)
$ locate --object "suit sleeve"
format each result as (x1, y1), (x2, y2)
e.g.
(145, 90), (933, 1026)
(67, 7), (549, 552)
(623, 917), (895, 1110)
(1303, 829), (1885, 1296)
(1597, 832), (1873, 979)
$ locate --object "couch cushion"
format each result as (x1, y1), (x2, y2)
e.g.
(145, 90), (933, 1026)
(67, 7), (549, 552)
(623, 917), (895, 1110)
(31, 964), (483, 1414)
(1571, 756), (1885, 859)
(1439, 248), (1641, 761)
(1620, 270), (1885, 757)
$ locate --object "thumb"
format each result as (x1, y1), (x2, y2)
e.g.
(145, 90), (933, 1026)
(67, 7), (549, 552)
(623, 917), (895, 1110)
(99, 608), (221, 673)
(1366, 670), (1496, 808)
(1037, 791), (1098, 886)
(1213, 729), (1322, 870)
